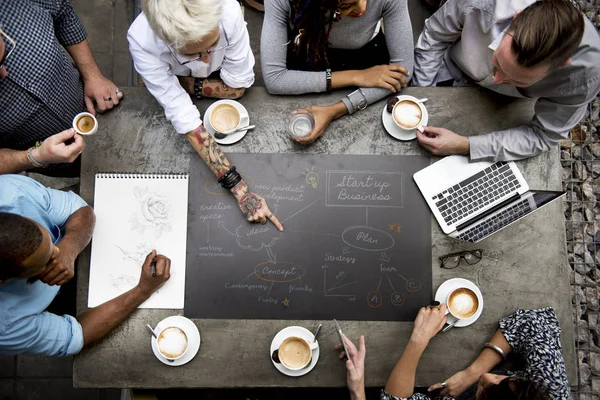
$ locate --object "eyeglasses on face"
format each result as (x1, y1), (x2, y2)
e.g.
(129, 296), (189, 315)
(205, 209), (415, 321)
(0, 29), (16, 71)
(169, 35), (229, 66)
(439, 249), (483, 269)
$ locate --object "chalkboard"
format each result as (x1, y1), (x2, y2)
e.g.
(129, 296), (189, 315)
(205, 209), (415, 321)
(184, 153), (432, 321)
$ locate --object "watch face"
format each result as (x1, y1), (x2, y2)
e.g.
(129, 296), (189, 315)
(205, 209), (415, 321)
(358, 100), (368, 110)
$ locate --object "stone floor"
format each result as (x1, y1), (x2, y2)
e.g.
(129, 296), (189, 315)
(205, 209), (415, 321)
(2, 0), (599, 399)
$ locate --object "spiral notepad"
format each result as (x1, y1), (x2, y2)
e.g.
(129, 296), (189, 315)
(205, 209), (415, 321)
(88, 173), (189, 309)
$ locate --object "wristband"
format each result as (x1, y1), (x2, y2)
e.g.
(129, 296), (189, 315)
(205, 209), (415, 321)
(325, 68), (332, 94)
(218, 166), (243, 190)
(26, 147), (48, 168)
(483, 342), (507, 361)
(346, 89), (368, 113)
(194, 78), (203, 99)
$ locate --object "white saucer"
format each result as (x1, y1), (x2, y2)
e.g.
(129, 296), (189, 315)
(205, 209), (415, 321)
(435, 278), (484, 328)
(203, 99), (251, 145)
(381, 95), (429, 141)
(151, 316), (201, 366)
(270, 326), (320, 377)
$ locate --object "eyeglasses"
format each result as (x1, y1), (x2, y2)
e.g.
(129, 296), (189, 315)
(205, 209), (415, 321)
(168, 34), (229, 66)
(439, 249), (483, 269)
(0, 29), (16, 71)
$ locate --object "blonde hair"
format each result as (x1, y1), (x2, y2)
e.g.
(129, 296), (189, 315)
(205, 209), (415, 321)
(142, 0), (222, 51)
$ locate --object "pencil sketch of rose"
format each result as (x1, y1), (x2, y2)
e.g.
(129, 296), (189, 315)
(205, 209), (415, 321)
(129, 186), (173, 238)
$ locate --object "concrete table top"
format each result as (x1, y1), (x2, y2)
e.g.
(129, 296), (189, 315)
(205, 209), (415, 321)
(74, 86), (574, 389)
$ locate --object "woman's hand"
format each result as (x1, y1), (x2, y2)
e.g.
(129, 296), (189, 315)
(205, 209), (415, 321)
(292, 102), (348, 144)
(355, 64), (409, 92)
(428, 369), (479, 398)
(336, 335), (367, 400)
(410, 304), (448, 344)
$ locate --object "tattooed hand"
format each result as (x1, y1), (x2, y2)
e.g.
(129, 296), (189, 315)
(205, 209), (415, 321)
(232, 181), (284, 231)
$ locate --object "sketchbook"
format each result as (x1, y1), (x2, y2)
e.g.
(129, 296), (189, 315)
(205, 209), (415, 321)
(88, 173), (189, 309)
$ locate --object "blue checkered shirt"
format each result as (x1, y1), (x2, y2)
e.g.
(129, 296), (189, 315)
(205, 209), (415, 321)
(0, 0), (87, 150)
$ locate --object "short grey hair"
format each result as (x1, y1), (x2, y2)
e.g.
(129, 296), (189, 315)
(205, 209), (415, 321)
(142, 0), (222, 51)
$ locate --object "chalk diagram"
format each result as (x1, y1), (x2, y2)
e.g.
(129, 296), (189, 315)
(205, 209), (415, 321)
(200, 166), (424, 313)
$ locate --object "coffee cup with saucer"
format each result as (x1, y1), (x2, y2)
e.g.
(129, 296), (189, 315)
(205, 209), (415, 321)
(270, 326), (320, 377)
(434, 278), (484, 328)
(381, 95), (429, 141)
(203, 100), (251, 145)
(150, 315), (201, 366)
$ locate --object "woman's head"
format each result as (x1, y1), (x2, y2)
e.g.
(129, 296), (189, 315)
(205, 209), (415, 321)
(142, 0), (222, 52)
(290, 0), (368, 70)
(476, 373), (550, 400)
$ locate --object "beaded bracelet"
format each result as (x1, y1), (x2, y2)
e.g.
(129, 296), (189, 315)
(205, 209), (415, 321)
(26, 146), (48, 168)
(483, 342), (507, 361)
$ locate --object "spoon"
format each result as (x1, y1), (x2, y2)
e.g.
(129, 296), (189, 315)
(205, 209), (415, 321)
(442, 319), (458, 333)
(214, 125), (256, 139)
(146, 324), (158, 339)
(417, 98), (428, 103)
(313, 323), (322, 343)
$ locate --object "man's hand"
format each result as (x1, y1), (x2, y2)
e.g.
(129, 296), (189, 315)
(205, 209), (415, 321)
(355, 64), (409, 92)
(410, 304), (448, 344)
(292, 102), (347, 144)
(83, 74), (124, 114)
(428, 369), (479, 398)
(137, 250), (171, 296)
(38, 245), (76, 286)
(416, 126), (470, 156)
(336, 335), (367, 400)
(231, 181), (284, 231)
(31, 129), (85, 165)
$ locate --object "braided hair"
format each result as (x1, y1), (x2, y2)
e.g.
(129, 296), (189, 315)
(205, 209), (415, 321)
(290, 0), (340, 70)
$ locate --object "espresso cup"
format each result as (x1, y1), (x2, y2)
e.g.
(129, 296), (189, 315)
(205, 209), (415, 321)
(156, 326), (189, 361)
(278, 336), (318, 371)
(72, 112), (98, 135)
(446, 287), (480, 320)
(210, 103), (241, 135)
(391, 96), (426, 132)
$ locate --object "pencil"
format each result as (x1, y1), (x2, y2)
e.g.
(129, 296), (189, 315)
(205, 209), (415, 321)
(151, 259), (156, 277)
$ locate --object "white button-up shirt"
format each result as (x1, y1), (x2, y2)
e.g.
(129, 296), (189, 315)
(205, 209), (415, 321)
(127, 0), (255, 134)
(414, 0), (600, 161)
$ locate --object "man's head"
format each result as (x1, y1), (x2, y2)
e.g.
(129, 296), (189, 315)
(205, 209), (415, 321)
(143, 0), (222, 60)
(492, 0), (584, 87)
(0, 213), (59, 282)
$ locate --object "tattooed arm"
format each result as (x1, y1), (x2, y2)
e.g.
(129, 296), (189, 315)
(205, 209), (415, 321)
(185, 126), (284, 231)
(177, 76), (246, 100)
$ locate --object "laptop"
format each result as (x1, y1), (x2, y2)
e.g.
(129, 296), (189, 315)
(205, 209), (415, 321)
(413, 155), (565, 243)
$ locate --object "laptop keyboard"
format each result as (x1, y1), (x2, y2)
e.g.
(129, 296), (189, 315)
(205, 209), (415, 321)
(457, 197), (532, 242)
(432, 162), (522, 226)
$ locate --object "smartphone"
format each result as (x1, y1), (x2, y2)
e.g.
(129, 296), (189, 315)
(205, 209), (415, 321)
(334, 319), (350, 359)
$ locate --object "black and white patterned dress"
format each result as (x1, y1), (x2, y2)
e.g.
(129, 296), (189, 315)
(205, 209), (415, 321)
(381, 308), (570, 400)
(0, 1), (87, 156)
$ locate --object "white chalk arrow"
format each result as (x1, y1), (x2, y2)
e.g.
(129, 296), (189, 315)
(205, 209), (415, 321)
(379, 252), (391, 263)
(217, 220), (238, 237)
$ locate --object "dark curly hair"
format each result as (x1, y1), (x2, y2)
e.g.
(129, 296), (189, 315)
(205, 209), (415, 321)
(290, 0), (340, 70)
(478, 377), (550, 400)
(0, 212), (43, 280)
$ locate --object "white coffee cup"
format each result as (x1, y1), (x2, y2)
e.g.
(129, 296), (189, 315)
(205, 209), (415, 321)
(446, 287), (480, 320)
(72, 112), (98, 135)
(210, 103), (241, 135)
(391, 96), (426, 132)
(278, 336), (318, 371)
(156, 326), (189, 361)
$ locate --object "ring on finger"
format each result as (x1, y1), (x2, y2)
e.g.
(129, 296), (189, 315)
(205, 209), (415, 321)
(104, 96), (113, 101)
(115, 89), (122, 95)
(440, 382), (447, 388)
(267, 213), (274, 219)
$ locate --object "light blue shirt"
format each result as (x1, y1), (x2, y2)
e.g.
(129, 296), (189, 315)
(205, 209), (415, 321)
(0, 175), (88, 356)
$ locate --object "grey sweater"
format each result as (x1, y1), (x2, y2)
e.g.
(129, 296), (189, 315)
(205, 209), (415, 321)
(261, 0), (414, 114)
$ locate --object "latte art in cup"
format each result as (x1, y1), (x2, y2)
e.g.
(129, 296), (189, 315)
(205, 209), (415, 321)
(278, 336), (312, 370)
(447, 287), (479, 319)
(393, 100), (423, 129)
(210, 103), (241, 134)
(157, 326), (189, 359)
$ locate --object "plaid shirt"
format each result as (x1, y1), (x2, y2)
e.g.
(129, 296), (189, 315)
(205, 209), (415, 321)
(0, 0), (87, 150)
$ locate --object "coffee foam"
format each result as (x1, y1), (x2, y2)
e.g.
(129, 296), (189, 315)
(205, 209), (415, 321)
(279, 337), (311, 369)
(393, 100), (422, 129)
(76, 116), (95, 133)
(448, 288), (479, 319)
(211, 104), (240, 133)
(157, 327), (188, 359)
